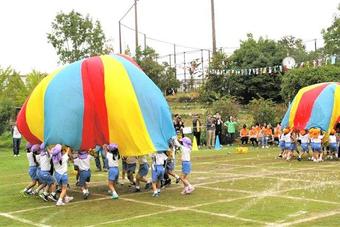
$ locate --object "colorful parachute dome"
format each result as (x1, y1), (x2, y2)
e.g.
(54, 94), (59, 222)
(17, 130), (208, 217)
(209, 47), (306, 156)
(281, 82), (340, 132)
(17, 54), (176, 156)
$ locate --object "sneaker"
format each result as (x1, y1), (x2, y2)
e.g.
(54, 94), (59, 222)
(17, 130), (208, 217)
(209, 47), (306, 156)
(181, 188), (187, 195)
(56, 200), (65, 206)
(134, 188), (141, 192)
(144, 182), (152, 190)
(39, 193), (49, 202)
(75, 181), (81, 187)
(111, 193), (119, 200)
(297, 157), (302, 161)
(83, 192), (89, 200)
(152, 192), (159, 197)
(95, 168), (102, 172)
(262, 146), (265, 148)
(186, 186), (195, 194)
(103, 168), (108, 172)
(64, 196), (74, 203)
(176, 178), (180, 184)
(48, 194), (58, 202)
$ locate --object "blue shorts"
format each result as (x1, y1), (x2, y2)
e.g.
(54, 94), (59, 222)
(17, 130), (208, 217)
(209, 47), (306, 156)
(127, 163), (136, 174)
(28, 166), (38, 181)
(329, 143), (338, 152)
(166, 160), (175, 171)
(290, 143), (297, 151)
(79, 170), (91, 186)
(122, 160), (127, 171)
(152, 165), (164, 183)
(301, 143), (309, 152)
(182, 161), (192, 175)
(36, 168), (41, 182)
(54, 172), (68, 186)
(40, 170), (55, 185)
(108, 167), (119, 182)
(279, 141), (285, 150)
(138, 163), (149, 177)
(312, 143), (322, 152)
(285, 142), (291, 150)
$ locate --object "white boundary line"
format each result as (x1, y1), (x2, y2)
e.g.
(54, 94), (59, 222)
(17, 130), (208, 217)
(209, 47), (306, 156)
(275, 210), (340, 226)
(0, 212), (50, 227)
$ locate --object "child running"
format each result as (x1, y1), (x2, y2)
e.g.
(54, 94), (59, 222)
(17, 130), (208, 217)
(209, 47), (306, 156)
(134, 155), (152, 192)
(22, 143), (39, 195)
(126, 156), (137, 187)
(151, 152), (167, 197)
(39, 144), (58, 202)
(179, 137), (195, 195)
(311, 129), (324, 162)
(329, 129), (337, 159)
(104, 144), (120, 199)
(51, 144), (73, 206)
(77, 150), (94, 199)
(298, 129), (310, 161)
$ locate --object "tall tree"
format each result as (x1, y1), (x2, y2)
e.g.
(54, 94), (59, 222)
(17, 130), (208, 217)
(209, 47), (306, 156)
(322, 5), (340, 55)
(134, 46), (180, 93)
(25, 70), (47, 94)
(47, 10), (112, 64)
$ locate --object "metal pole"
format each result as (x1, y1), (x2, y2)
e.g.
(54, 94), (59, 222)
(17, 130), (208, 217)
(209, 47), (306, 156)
(119, 21), (122, 54)
(208, 50), (211, 74)
(211, 0), (217, 55)
(169, 54), (172, 67)
(144, 34), (147, 50)
(184, 52), (186, 84)
(134, 0), (139, 52)
(173, 44), (177, 69)
(314, 39), (317, 51)
(201, 49), (204, 84)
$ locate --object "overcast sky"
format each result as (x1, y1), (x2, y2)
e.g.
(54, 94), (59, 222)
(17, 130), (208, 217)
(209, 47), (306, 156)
(0, 0), (338, 74)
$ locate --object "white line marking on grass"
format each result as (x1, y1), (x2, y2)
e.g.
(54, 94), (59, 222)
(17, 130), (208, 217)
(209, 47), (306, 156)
(0, 212), (50, 227)
(8, 197), (109, 214)
(276, 210), (340, 226)
(186, 208), (272, 225)
(85, 208), (180, 227)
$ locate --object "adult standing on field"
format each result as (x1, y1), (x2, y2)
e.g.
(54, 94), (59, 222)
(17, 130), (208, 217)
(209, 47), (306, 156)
(224, 116), (238, 146)
(206, 115), (216, 149)
(12, 124), (21, 156)
(192, 114), (202, 148)
(215, 113), (223, 145)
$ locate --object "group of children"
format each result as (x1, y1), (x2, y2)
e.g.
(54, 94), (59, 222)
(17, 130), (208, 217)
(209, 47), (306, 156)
(240, 123), (281, 148)
(278, 128), (339, 162)
(22, 137), (195, 206)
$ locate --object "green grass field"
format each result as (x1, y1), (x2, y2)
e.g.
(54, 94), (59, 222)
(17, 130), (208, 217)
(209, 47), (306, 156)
(1, 146), (340, 226)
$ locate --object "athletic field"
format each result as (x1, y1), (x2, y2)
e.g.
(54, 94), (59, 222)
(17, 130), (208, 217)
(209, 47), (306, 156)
(1, 147), (340, 226)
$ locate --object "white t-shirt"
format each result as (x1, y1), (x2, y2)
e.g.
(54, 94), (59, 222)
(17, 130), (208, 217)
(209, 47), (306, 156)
(27, 152), (36, 167)
(181, 146), (191, 161)
(106, 152), (119, 167)
(279, 134), (285, 142)
(40, 153), (51, 171)
(329, 135), (337, 143)
(152, 153), (167, 165)
(78, 155), (93, 171)
(283, 133), (292, 143)
(54, 153), (69, 175)
(313, 135), (324, 143)
(35, 154), (41, 166)
(12, 126), (21, 139)
(138, 156), (148, 164)
(126, 156), (137, 164)
(299, 134), (310, 144)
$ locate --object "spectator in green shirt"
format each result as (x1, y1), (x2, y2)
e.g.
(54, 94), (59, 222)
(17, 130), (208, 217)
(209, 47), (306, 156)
(224, 116), (238, 146)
